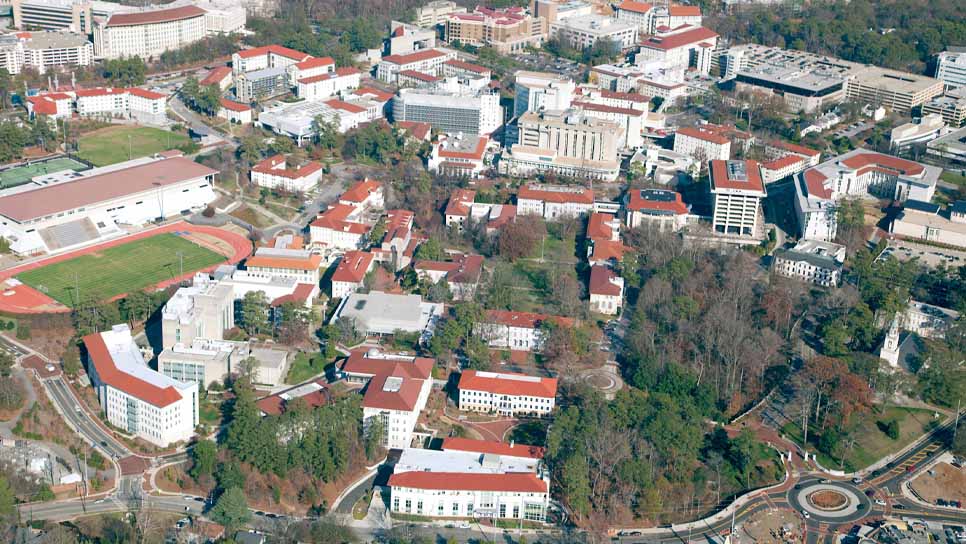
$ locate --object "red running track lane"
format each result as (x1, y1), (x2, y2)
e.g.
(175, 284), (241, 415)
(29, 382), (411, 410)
(0, 221), (252, 315)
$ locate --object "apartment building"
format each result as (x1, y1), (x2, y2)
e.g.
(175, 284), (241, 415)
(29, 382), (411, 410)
(444, 6), (548, 54)
(376, 48), (454, 83)
(458, 370), (557, 417)
(709, 159), (767, 238)
(795, 149), (941, 241)
(93, 5), (207, 60)
(475, 310), (573, 352)
(250, 154), (324, 193)
(516, 184), (594, 219)
(84, 324), (197, 447)
(624, 188), (689, 231)
(772, 239), (845, 287)
(388, 447), (549, 521)
(501, 109), (622, 181)
(74, 87), (167, 124)
(330, 250), (375, 299)
(588, 265), (623, 315)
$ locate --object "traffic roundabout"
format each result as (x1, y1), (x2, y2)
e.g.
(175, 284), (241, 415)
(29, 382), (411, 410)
(787, 478), (871, 523)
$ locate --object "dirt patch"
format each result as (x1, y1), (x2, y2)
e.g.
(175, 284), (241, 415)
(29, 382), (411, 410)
(183, 232), (234, 258)
(808, 489), (848, 509)
(910, 462), (966, 504)
(740, 508), (803, 544)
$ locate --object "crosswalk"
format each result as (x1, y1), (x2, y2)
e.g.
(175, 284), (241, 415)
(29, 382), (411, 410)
(884, 442), (942, 477)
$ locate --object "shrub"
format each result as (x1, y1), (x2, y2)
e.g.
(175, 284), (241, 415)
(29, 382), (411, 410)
(202, 205), (216, 218)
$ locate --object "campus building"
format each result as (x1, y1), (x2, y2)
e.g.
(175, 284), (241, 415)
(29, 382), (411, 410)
(475, 310), (573, 352)
(516, 184), (594, 219)
(161, 274), (235, 349)
(891, 200), (966, 250)
(588, 264), (623, 315)
(427, 134), (490, 178)
(375, 48), (455, 84)
(413, 253), (484, 301)
(457, 369), (557, 417)
(709, 159), (767, 238)
(936, 49), (966, 89)
(550, 14), (637, 51)
(74, 87), (168, 124)
(635, 24), (718, 75)
(443, 6), (548, 54)
(332, 291), (444, 336)
(330, 250), (375, 299)
(391, 81), (503, 136)
(0, 153), (216, 256)
(83, 324), (197, 447)
(250, 154), (324, 193)
(673, 124), (752, 161)
(794, 149), (941, 241)
(443, 189), (517, 234)
(513, 71), (575, 117)
(232, 44), (311, 75)
(624, 188), (690, 231)
(93, 6), (208, 59)
(235, 66), (290, 102)
(845, 66), (944, 115)
(244, 247), (322, 285)
(296, 67), (361, 101)
(388, 447), (550, 521)
(772, 240), (846, 287)
(0, 30), (93, 75)
(414, 0), (467, 27)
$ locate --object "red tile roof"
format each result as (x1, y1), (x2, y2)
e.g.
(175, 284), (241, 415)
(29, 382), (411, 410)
(587, 212), (617, 241)
(669, 4), (702, 16)
(803, 169), (832, 199)
(445, 189), (476, 217)
(599, 89), (651, 103)
(840, 152), (924, 177)
(437, 135), (489, 160)
(762, 155), (805, 171)
(444, 59), (491, 74)
(398, 70), (440, 83)
(354, 87), (395, 102)
(676, 125), (730, 145)
(589, 265), (622, 296)
(219, 97), (251, 112)
(27, 96), (59, 115)
(626, 189), (688, 215)
(383, 49), (447, 65)
(484, 310), (573, 330)
(363, 373), (424, 411)
(310, 203), (371, 235)
(331, 250), (375, 283)
(441, 437), (545, 459)
(235, 44), (311, 61)
(459, 370), (558, 398)
(75, 87), (128, 97)
(617, 0), (653, 13)
(251, 154), (323, 179)
(0, 157), (216, 223)
(341, 349), (434, 380)
(415, 253), (483, 284)
(341, 179), (382, 203)
(82, 332), (183, 407)
(574, 101), (644, 117)
(128, 87), (166, 100)
(201, 66), (232, 86)
(270, 283), (317, 307)
(389, 471), (548, 493)
(517, 185), (594, 205)
(768, 140), (820, 158)
(640, 26), (718, 50)
(324, 99), (366, 114)
(105, 5), (205, 27)
(256, 378), (330, 415)
(589, 239), (627, 262)
(709, 160), (765, 194)
(245, 253), (322, 271)
(294, 56), (335, 70)
(395, 120), (432, 141)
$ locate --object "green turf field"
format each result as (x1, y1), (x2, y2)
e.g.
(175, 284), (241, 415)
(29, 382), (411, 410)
(0, 157), (88, 188)
(17, 233), (226, 307)
(75, 126), (191, 167)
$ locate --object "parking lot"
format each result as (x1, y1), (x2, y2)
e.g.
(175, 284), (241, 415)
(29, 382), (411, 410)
(512, 52), (585, 80)
(879, 240), (966, 267)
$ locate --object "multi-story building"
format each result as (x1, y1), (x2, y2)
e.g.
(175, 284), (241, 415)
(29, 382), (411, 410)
(250, 154), (324, 193)
(572, 99), (644, 149)
(673, 126), (731, 161)
(624, 188), (689, 231)
(760, 155), (807, 184)
(444, 189), (517, 233)
(709, 159), (767, 238)
(441, 59), (491, 80)
(286, 55), (334, 86)
(11, 0), (129, 33)
(388, 446), (549, 521)
(763, 140), (821, 167)
(340, 179), (384, 212)
(413, 253), (484, 301)
(891, 200), (966, 250)
(217, 98), (252, 124)
(309, 203), (371, 250)
(83, 324), (197, 447)
(458, 369), (557, 417)
(392, 80), (503, 135)
(357, 351), (434, 449)
(550, 14), (637, 51)
(93, 5), (207, 60)
(296, 67), (361, 101)
(73, 86), (168, 124)
(341, 348), (434, 385)
(200, 65), (232, 91)
(414, 0), (467, 28)
(259, 98), (371, 144)
(615, 0), (654, 33)
(157, 338), (237, 388)
(516, 184), (594, 219)
(501, 109), (622, 181)
(928, 123), (966, 163)
(0, 153), (216, 256)
(330, 250), (375, 299)
(890, 114), (946, 151)
(161, 275), (235, 349)
(235, 66), (289, 102)
(529, 0), (592, 24)
(651, 4), (702, 32)
(232, 43), (311, 75)
(387, 20), (437, 56)
(846, 66), (944, 115)
(0, 30), (93, 75)
(588, 265), (623, 315)
(513, 71), (575, 117)
(795, 149), (941, 241)
(921, 89), (966, 128)
(635, 24), (718, 75)
(936, 49), (966, 89)
(244, 247), (322, 285)
(475, 310), (573, 352)
(25, 92), (73, 121)
(772, 239), (845, 287)
(376, 48), (455, 84)
(428, 133), (490, 178)
(444, 6), (548, 54)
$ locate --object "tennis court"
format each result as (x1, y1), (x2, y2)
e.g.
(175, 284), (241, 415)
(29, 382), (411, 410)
(0, 157), (89, 188)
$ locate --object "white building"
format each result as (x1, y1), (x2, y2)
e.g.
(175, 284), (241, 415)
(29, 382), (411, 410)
(572, 100), (645, 149)
(387, 20), (437, 56)
(330, 250), (375, 299)
(258, 98), (369, 145)
(516, 183), (594, 219)
(615, 0), (654, 33)
(161, 274), (235, 349)
(83, 324), (197, 447)
(296, 67), (362, 101)
(216, 98), (252, 124)
(0, 30), (93, 75)
(709, 159), (767, 238)
(635, 24), (718, 75)
(673, 126), (731, 161)
(513, 70), (575, 117)
(936, 50), (966, 89)
(157, 338), (236, 388)
(428, 133), (490, 178)
(760, 155), (808, 184)
(475, 310), (573, 352)
(74, 86), (168, 125)
(25, 92), (73, 121)
(245, 247), (322, 285)
(309, 203), (371, 251)
(250, 154), (324, 193)
(772, 240), (845, 287)
(93, 5), (208, 60)
(0, 153), (215, 256)
(332, 291), (444, 336)
(794, 149), (941, 242)
(890, 114), (945, 151)
(392, 80), (503, 136)
(376, 48), (455, 83)
(285, 55), (333, 85)
(588, 264), (623, 315)
(550, 14), (637, 51)
(457, 370), (557, 417)
(624, 188), (690, 231)
(891, 200), (966, 250)
(414, 0), (467, 27)
(232, 44), (311, 75)
(388, 447), (549, 521)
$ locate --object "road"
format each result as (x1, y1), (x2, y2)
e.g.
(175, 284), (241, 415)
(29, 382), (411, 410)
(44, 376), (130, 460)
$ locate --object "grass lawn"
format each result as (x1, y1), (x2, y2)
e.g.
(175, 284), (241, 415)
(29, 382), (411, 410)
(17, 233), (225, 307)
(941, 171), (966, 188)
(76, 126), (192, 166)
(782, 405), (937, 472)
(285, 352), (328, 384)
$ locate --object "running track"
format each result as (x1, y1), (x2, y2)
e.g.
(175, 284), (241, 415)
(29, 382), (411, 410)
(0, 222), (251, 314)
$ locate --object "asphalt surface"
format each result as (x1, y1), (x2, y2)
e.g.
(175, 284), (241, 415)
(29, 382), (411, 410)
(44, 376), (130, 459)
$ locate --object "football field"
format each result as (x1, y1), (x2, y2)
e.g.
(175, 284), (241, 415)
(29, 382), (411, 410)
(17, 233), (226, 307)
